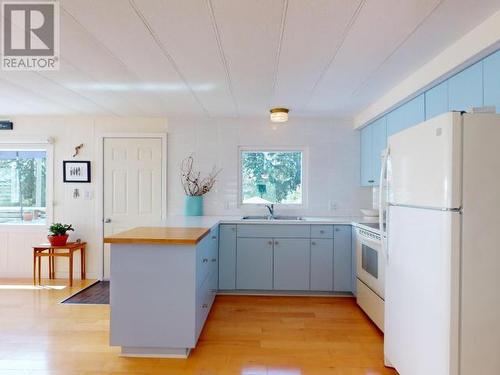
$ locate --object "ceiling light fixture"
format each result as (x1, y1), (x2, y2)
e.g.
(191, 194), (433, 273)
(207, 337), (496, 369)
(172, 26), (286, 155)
(270, 107), (289, 123)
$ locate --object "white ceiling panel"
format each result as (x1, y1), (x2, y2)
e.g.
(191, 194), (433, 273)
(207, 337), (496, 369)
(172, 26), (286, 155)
(272, 0), (362, 113)
(345, 0), (500, 113)
(0, 70), (106, 115)
(61, 0), (205, 116)
(0, 78), (72, 116)
(0, 0), (498, 118)
(40, 62), (145, 116)
(306, 0), (442, 115)
(210, 0), (284, 116)
(132, 0), (237, 116)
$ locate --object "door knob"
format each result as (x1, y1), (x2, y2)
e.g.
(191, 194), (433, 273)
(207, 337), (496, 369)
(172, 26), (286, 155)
(104, 218), (111, 223)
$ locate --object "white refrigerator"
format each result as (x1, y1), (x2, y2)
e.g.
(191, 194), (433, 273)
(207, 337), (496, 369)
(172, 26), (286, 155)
(381, 112), (500, 375)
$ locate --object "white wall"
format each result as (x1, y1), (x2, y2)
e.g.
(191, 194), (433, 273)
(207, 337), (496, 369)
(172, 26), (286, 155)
(167, 117), (371, 217)
(0, 116), (167, 280)
(0, 115), (370, 280)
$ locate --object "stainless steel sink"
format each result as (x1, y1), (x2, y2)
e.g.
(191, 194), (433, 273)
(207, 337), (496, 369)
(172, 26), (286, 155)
(242, 215), (304, 221)
(273, 215), (304, 221)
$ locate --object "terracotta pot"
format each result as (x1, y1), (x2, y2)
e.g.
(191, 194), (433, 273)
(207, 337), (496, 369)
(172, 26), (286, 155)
(48, 234), (69, 246)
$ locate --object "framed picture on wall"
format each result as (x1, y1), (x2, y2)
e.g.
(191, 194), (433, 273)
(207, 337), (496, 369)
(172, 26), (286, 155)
(63, 161), (91, 183)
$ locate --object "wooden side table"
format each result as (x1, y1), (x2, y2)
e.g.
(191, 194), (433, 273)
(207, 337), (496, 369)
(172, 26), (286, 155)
(33, 242), (87, 286)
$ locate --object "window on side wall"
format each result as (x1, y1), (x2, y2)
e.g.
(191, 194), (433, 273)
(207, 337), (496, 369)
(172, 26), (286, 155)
(239, 148), (306, 206)
(0, 146), (50, 225)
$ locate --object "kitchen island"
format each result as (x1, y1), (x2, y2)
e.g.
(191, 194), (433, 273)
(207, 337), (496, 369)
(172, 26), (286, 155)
(104, 225), (219, 358)
(104, 216), (377, 358)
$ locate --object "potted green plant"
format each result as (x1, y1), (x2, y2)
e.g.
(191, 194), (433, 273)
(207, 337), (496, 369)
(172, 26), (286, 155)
(48, 223), (74, 246)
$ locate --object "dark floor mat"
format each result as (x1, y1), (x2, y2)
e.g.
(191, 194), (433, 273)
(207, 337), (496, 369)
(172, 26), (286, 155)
(62, 281), (109, 304)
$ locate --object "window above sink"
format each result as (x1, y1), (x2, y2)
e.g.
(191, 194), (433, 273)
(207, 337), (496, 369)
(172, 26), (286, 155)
(238, 147), (307, 208)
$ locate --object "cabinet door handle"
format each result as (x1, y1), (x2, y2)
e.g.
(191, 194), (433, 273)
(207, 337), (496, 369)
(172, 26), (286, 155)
(274, 241), (279, 245)
(319, 230), (324, 234)
(212, 235), (217, 240)
(311, 241), (316, 246)
(211, 258), (217, 262)
(202, 258), (208, 263)
(368, 180), (375, 183)
(335, 227), (340, 232)
(268, 240), (273, 245)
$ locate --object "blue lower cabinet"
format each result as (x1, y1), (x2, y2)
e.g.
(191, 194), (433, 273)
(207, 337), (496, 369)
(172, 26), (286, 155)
(333, 225), (352, 292)
(218, 225), (236, 290)
(236, 238), (273, 290)
(425, 81), (448, 120)
(449, 62), (483, 111)
(387, 94), (425, 137)
(273, 238), (310, 291)
(484, 50), (500, 113)
(310, 239), (334, 291)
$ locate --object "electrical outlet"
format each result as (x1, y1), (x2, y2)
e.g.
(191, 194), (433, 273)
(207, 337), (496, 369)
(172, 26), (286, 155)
(329, 201), (338, 211)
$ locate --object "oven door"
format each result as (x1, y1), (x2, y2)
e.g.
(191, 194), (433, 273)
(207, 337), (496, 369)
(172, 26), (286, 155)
(356, 229), (384, 299)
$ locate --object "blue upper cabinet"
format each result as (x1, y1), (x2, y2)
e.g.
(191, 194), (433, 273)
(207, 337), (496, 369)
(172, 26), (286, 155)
(425, 81), (448, 120)
(359, 49), (500, 187)
(386, 94), (425, 137)
(371, 117), (387, 185)
(448, 62), (483, 111)
(483, 50), (500, 113)
(360, 117), (387, 187)
(360, 125), (373, 186)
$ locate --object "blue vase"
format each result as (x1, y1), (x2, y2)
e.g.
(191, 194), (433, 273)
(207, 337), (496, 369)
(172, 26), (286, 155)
(184, 195), (203, 216)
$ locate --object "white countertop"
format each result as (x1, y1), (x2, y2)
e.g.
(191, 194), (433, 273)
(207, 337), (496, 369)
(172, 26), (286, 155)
(160, 215), (380, 231)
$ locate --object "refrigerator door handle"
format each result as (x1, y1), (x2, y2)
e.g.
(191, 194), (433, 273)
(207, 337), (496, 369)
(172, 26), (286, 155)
(379, 148), (389, 262)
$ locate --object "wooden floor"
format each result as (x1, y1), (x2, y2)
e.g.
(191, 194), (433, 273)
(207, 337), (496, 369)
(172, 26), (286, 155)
(0, 278), (397, 375)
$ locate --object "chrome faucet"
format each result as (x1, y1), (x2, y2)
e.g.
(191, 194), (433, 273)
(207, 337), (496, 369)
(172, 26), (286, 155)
(265, 204), (275, 218)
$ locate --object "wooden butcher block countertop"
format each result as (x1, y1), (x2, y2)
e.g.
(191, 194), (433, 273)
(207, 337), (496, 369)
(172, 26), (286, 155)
(103, 226), (210, 245)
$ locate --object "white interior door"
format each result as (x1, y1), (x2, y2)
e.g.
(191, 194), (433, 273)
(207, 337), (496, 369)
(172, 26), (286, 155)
(103, 137), (164, 279)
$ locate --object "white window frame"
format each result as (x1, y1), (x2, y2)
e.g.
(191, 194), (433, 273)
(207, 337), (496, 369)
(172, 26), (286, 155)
(238, 146), (308, 208)
(0, 139), (54, 227)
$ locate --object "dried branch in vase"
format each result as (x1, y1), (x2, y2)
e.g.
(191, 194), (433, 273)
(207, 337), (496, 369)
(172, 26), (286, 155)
(180, 155), (221, 196)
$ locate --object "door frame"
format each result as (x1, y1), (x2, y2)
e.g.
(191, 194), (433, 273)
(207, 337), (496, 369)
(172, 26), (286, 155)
(96, 132), (168, 279)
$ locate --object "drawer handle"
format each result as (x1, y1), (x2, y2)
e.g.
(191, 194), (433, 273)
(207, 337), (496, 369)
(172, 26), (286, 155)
(274, 241), (279, 245)
(311, 241), (316, 246)
(368, 180), (375, 183)
(202, 258), (208, 263)
(319, 230), (324, 234)
(202, 304), (208, 308)
(211, 258), (217, 262)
